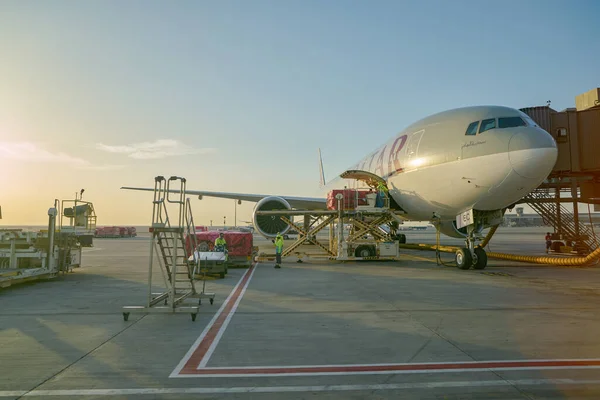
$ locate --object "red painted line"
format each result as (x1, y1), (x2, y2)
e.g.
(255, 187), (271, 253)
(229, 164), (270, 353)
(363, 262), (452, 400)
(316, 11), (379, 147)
(180, 264), (255, 374)
(173, 266), (600, 378)
(179, 359), (600, 376)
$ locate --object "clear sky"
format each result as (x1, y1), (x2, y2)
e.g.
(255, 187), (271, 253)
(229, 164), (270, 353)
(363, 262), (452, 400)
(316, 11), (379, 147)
(1, 0), (598, 226)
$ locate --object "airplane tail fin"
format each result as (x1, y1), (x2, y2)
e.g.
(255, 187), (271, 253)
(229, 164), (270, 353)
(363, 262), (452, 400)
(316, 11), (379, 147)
(318, 148), (326, 188)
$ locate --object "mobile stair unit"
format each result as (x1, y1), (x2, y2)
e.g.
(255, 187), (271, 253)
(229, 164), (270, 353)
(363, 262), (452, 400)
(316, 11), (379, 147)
(122, 176), (214, 322)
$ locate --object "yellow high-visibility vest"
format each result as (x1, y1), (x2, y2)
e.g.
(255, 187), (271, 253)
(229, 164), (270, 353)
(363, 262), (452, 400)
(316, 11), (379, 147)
(275, 236), (284, 252)
(377, 182), (388, 193)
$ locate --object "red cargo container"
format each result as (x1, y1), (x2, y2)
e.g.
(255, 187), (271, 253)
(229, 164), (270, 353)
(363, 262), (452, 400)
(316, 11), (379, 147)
(119, 227), (128, 237)
(326, 189), (370, 210)
(95, 226), (120, 237)
(185, 231), (254, 266)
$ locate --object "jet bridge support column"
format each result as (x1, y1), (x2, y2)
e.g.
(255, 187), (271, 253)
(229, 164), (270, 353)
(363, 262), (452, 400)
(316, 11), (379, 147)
(572, 178), (580, 240)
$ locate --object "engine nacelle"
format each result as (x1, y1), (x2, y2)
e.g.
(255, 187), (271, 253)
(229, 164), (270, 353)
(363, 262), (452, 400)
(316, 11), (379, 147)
(252, 196), (292, 238)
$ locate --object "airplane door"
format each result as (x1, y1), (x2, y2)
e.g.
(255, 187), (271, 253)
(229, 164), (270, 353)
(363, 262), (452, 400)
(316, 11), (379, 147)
(405, 130), (424, 167)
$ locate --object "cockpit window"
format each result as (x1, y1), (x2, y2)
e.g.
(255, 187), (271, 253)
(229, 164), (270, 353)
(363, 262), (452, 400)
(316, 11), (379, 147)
(465, 121), (479, 135)
(479, 118), (496, 133)
(498, 117), (526, 128)
(521, 114), (538, 127)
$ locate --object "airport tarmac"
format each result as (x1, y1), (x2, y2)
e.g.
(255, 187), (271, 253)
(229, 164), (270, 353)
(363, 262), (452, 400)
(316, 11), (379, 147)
(1, 228), (600, 399)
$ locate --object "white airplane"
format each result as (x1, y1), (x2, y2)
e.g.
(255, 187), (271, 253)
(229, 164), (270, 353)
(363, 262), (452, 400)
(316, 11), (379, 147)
(123, 106), (557, 269)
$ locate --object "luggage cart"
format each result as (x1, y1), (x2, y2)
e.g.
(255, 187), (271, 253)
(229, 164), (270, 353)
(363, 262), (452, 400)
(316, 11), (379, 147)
(190, 251), (218, 305)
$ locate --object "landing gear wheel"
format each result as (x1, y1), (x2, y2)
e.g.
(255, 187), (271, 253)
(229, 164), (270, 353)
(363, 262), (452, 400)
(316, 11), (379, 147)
(123, 312), (130, 321)
(191, 313), (197, 321)
(473, 247), (488, 270)
(210, 298), (214, 305)
(456, 248), (472, 270)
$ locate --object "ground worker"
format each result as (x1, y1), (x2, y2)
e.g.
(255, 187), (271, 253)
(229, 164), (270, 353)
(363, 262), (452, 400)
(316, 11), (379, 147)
(545, 232), (552, 253)
(376, 181), (388, 207)
(274, 233), (284, 269)
(215, 232), (228, 260)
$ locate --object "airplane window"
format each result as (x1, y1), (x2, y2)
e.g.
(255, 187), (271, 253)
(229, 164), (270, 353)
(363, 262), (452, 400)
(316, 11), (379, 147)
(479, 118), (496, 133)
(465, 121), (479, 135)
(498, 117), (526, 128)
(520, 113), (539, 127)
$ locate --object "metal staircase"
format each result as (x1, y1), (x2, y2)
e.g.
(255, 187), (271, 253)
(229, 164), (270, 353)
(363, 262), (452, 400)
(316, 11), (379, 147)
(122, 176), (213, 321)
(524, 188), (599, 254)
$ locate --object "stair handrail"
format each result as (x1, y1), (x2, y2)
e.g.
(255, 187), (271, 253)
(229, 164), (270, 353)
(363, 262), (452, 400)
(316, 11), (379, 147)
(525, 188), (599, 252)
(185, 198), (198, 258)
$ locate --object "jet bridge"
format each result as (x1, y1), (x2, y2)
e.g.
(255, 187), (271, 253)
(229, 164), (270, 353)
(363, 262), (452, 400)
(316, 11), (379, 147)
(520, 91), (600, 255)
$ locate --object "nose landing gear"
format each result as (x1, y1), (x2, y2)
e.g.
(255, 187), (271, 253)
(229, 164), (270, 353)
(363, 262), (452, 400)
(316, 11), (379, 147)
(456, 225), (488, 270)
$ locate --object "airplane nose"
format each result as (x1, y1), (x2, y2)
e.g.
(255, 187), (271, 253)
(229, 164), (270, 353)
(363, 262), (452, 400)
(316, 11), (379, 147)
(508, 128), (557, 179)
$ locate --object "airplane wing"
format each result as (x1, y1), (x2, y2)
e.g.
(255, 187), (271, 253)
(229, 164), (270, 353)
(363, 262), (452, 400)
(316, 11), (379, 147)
(120, 187), (327, 210)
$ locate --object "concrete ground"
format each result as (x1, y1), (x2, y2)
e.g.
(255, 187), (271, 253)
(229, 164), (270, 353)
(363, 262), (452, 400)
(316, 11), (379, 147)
(1, 228), (600, 399)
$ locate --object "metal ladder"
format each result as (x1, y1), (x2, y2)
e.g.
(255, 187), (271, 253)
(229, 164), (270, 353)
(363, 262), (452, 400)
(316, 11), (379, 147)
(122, 176), (214, 321)
(524, 187), (599, 254)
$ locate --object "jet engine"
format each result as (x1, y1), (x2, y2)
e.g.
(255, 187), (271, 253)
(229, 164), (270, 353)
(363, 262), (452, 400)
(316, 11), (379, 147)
(252, 196), (292, 238)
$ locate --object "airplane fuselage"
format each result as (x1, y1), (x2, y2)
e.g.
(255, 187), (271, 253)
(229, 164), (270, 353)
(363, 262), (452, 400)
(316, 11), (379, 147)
(122, 106), (558, 241)
(325, 106), (557, 222)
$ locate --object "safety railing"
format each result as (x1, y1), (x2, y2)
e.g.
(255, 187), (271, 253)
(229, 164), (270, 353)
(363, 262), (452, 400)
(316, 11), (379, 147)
(524, 188), (599, 253)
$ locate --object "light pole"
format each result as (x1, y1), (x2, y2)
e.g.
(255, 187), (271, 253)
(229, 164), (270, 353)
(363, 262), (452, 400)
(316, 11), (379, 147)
(235, 199), (241, 228)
